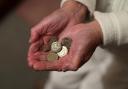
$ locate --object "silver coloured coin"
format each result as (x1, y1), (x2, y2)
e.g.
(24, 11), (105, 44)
(51, 41), (62, 53)
(57, 46), (68, 57)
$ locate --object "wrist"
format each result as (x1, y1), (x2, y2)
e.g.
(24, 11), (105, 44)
(86, 20), (103, 45)
(61, 0), (88, 22)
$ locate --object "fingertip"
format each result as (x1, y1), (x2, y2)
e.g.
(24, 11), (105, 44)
(30, 31), (40, 44)
(29, 36), (37, 44)
(29, 41), (40, 55)
(29, 39), (32, 44)
(33, 63), (45, 70)
(28, 62), (33, 67)
(33, 64), (39, 70)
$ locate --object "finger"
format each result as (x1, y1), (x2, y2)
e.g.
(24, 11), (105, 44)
(29, 20), (48, 43)
(27, 51), (40, 67)
(28, 51), (40, 61)
(39, 52), (49, 61)
(28, 40), (43, 57)
(28, 56), (39, 67)
(58, 29), (72, 42)
(58, 36), (81, 70)
(29, 18), (54, 43)
(43, 35), (51, 44)
(29, 28), (42, 43)
(28, 51), (50, 67)
(28, 51), (46, 67)
(81, 47), (96, 65)
(32, 54), (76, 71)
(32, 60), (62, 71)
(66, 42), (84, 70)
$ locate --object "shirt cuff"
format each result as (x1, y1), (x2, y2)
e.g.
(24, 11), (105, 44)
(94, 11), (120, 46)
(61, 0), (96, 16)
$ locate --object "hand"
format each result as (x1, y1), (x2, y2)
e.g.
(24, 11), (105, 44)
(28, 20), (102, 71)
(29, 1), (87, 43)
(28, 1), (88, 69)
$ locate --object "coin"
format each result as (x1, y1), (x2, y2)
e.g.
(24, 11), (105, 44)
(51, 41), (62, 53)
(61, 37), (72, 49)
(47, 52), (58, 61)
(57, 46), (68, 57)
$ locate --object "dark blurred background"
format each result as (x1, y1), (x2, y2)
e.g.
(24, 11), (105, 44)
(0, 0), (60, 89)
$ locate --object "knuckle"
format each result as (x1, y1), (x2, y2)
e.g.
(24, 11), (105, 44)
(61, 63), (79, 71)
(69, 64), (79, 71)
(31, 27), (36, 33)
(30, 28), (36, 36)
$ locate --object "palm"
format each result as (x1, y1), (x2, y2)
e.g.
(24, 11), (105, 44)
(28, 9), (84, 70)
(28, 24), (98, 71)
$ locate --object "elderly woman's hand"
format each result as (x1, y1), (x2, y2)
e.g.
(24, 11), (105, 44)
(28, 20), (102, 71)
(28, 1), (88, 69)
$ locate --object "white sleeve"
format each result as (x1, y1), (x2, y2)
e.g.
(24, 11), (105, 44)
(61, 0), (96, 15)
(94, 11), (128, 46)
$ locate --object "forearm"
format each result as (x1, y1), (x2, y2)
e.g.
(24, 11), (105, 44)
(61, 0), (89, 22)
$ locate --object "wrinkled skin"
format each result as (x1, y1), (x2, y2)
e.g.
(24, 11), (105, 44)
(29, 7), (86, 44)
(28, 8), (85, 59)
(28, 20), (102, 71)
(28, 1), (102, 71)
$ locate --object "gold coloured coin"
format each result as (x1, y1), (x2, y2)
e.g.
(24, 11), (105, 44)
(51, 42), (62, 53)
(47, 52), (58, 61)
(57, 46), (68, 57)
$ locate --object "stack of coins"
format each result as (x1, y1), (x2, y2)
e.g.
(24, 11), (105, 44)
(41, 36), (72, 62)
(57, 37), (72, 58)
(47, 41), (62, 62)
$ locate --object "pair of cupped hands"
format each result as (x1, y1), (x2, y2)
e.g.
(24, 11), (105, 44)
(28, 2), (102, 71)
